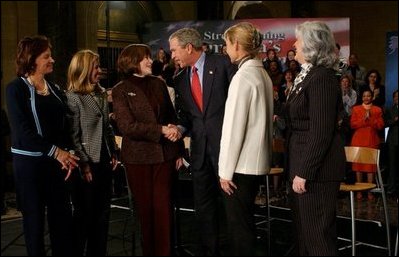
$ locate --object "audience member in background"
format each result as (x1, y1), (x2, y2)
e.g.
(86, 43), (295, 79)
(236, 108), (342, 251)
(66, 49), (118, 256)
(339, 74), (357, 145)
(335, 43), (348, 77)
(169, 27), (236, 256)
(282, 49), (296, 72)
(266, 60), (284, 90)
(287, 59), (301, 78)
(153, 47), (170, 72)
(384, 90), (398, 196)
(5, 35), (79, 256)
(285, 21), (345, 255)
(262, 48), (283, 72)
(344, 53), (367, 94)
(218, 22), (273, 256)
(350, 89), (384, 200)
(152, 59), (176, 108)
(112, 43), (183, 256)
(163, 58), (181, 88)
(360, 69), (385, 107)
(280, 69), (295, 102)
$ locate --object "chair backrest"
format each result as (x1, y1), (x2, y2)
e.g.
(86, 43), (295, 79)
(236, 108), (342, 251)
(115, 135), (122, 149)
(345, 146), (385, 190)
(344, 146), (379, 165)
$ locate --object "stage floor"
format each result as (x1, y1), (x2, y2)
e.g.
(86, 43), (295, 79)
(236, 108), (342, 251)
(1, 186), (398, 256)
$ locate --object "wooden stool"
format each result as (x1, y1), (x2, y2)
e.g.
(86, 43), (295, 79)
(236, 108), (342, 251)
(339, 182), (376, 256)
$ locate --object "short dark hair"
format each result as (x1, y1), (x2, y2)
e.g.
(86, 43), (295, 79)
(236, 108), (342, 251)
(16, 35), (51, 76)
(117, 44), (151, 79)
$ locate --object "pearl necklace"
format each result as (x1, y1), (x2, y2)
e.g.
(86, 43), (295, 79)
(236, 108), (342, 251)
(27, 77), (50, 96)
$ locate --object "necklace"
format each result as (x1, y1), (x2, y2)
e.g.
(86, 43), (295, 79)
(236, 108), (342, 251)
(27, 77), (50, 96)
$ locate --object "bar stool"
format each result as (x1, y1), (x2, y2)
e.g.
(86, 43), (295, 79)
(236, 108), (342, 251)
(339, 182), (376, 256)
(340, 146), (391, 256)
(264, 167), (284, 256)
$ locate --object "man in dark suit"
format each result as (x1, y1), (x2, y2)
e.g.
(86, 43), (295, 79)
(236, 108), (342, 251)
(169, 28), (236, 256)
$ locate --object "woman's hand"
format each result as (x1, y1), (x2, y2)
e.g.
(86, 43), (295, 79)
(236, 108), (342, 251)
(292, 175), (307, 194)
(80, 163), (93, 182)
(54, 148), (80, 180)
(176, 157), (184, 170)
(219, 177), (237, 195)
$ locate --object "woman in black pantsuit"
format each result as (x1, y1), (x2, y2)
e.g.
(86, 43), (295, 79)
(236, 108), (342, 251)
(285, 21), (346, 256)
(5, 35), (79, 256)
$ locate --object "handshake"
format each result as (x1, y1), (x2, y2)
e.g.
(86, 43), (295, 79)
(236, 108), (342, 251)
(162, 124), (182, 142)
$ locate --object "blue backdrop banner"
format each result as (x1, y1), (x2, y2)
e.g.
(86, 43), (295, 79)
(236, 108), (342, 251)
(385, 31), (398, 108)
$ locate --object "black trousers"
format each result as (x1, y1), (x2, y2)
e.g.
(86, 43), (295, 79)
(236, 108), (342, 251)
(13, 154), (74, 256)
(288, 181), (340, 256)
(222, 173), (262, 256)
(70, 160), (113, 256)
(191, 156), (224, 256)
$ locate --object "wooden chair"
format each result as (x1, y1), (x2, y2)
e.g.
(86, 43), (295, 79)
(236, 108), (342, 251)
(339, 146), (391, 256)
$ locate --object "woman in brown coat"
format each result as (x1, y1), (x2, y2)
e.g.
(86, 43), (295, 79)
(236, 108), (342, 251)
(112, 44), (183, 256)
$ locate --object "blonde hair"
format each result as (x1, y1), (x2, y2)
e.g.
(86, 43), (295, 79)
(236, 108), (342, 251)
(223, 22), (263, 58)
(67, 49), (100, 94)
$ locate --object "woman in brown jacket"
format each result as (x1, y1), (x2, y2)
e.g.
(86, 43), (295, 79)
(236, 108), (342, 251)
(112, 44), (183, 256)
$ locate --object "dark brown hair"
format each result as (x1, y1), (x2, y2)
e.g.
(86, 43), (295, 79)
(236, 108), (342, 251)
(16, 35), (51, 76)
(117, 44), (151, 79)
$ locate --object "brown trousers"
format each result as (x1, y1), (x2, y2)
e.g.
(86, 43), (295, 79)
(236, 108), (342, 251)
(125, 160), (176, 256)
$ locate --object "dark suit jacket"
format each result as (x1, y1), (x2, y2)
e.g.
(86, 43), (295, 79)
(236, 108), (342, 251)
(6, 77), (71, 157)
(174, 54), (236, 170)
(112, 75), (182, 165)
(285, 66), (345, 182)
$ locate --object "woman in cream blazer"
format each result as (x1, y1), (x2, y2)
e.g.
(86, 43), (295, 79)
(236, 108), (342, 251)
(218, 22), (274, 256)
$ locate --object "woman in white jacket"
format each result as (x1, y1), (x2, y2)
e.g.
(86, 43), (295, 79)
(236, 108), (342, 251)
(218, 22), (274, 256)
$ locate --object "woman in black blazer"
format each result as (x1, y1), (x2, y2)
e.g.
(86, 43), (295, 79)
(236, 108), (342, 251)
(5, 35), (79, 256)
(285, 21), (346, 255)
